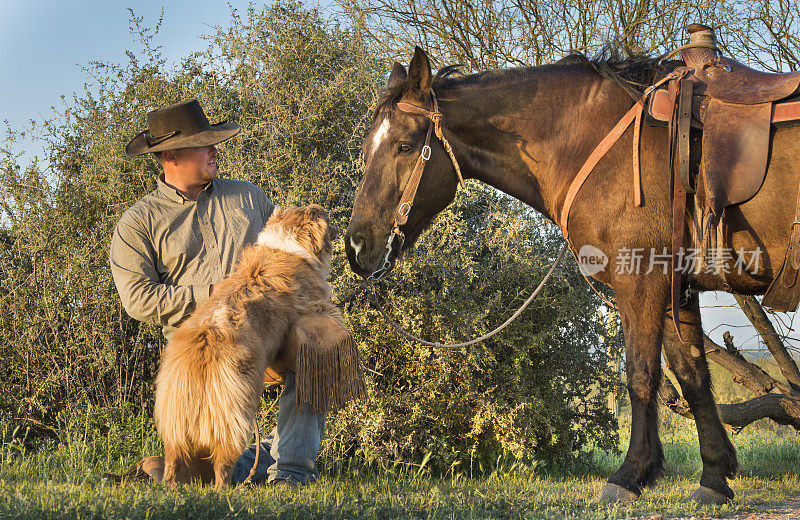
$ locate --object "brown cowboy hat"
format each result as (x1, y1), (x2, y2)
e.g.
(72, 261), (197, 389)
(125, 99), (240, 156)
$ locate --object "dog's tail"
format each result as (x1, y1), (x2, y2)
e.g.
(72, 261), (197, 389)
(154, 328), (259, 466)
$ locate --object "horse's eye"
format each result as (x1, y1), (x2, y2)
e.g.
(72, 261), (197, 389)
(398, 143), (412, 153)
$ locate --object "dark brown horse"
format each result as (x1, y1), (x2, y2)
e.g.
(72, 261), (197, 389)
(345, 47), (795, 504)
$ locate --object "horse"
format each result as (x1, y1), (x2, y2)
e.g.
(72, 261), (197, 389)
(344, 45), (800, 504)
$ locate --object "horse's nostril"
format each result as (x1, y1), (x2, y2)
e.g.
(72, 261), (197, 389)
(349, 236), (365, 260)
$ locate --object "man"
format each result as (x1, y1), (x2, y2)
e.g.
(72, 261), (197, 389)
(110, 99), (324, 487)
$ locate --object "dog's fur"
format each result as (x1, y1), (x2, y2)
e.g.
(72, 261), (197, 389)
(154, 205), (340, 489)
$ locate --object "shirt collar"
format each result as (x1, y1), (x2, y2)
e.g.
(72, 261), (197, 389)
(157, 174), (215, 203)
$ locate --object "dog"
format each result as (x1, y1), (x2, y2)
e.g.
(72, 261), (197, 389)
(154, 204), (340, 489)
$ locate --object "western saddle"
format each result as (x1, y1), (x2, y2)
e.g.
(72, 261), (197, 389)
(560, 24), (800, 338)
(642, 24), (800, 327)
(648, 24), (800, 217)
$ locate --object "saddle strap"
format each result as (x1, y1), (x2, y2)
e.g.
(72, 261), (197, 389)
(677, 80), (694, 195)
(633, 102), (644, 207)
(559, 100), (644, 238)
(763, 182), (800, 311)
(670, 79), (693, 342)
(560, 72), (678, 240)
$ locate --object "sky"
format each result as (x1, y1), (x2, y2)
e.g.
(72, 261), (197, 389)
(0, 0), (797, 354)
(0, 0), (254, 161)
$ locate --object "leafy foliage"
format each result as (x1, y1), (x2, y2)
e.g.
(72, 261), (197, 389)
(0, 1), (618, 471)
(330, 186), (619, 470)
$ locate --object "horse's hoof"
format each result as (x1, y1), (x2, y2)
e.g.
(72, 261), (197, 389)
(690, 485), (731, 505)
(590, 483), (640, 505)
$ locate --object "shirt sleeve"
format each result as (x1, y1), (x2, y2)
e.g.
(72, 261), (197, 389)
(109, 215), (211, 328)
(258, 186), (275, 222)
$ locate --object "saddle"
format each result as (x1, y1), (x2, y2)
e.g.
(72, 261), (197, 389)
(646, 24), (800, 315)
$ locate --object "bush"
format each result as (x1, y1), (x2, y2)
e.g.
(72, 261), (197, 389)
(0, 1), (618, 472)
(326, 185), (619, 472)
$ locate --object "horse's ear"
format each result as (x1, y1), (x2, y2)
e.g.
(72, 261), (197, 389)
(387, 62), (407, 88)
(406, 46), (433, 95)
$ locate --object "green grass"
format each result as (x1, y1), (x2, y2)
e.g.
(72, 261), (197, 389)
(0, 413), (798, 519)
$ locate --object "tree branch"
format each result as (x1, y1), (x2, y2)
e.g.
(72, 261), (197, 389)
(658, 372), (693, 419)
(734, 294), (800, 394)
(703, 334), (795, 397)
(717, 394), (800, 432)
(660, 365), (800, 432)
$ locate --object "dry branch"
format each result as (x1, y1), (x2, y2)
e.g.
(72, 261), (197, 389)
(733, 294), (800, 395)
(717, 394), (800, 431)
(660, 331), (800, 432)
(658, 373), (693, 419)
(659, 371), (800, 431)
(703, 334), (794, 397)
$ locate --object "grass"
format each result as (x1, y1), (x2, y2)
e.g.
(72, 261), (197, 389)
(0, 410), (798, 519)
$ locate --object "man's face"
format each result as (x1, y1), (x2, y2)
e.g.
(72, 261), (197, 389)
(166, 145), (218, 183)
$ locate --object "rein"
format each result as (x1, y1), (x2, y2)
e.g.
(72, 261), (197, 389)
(366, 243), (568, 349)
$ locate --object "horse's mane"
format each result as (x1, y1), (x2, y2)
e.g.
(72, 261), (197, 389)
(372, 48), (673, 120)
(566, 48), (675, 99)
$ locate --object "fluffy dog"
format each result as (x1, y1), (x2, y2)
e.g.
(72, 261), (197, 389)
(154, 205), (340, 489)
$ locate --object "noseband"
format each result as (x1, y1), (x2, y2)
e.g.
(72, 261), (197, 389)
(367, 90), (466, 280)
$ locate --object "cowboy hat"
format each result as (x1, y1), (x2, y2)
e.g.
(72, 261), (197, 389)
(125, 99), (240, 156)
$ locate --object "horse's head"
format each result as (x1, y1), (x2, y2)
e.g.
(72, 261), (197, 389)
(345, 47), (461, 279)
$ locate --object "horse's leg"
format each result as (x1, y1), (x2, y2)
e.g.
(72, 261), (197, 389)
(662, 293), (737, 504)
(593, 276), (667, 504)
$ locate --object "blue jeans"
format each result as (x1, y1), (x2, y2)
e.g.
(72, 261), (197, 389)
(231, 371), (326, 485)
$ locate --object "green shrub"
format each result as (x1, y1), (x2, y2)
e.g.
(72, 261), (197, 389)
(0, 1), (618, 473)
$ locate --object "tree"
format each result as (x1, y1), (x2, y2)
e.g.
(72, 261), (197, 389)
(0, 1), (382, 432)
(337, 0), (800, 72)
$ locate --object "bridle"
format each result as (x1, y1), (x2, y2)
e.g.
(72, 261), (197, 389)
(359, 86), (568, 349)
(366, 90), (466, 281)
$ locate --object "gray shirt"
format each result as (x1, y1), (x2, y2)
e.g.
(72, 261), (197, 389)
(110, 175), (274, 340)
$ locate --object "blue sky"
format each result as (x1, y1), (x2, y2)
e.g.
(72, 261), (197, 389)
(0, 0), (796, 353)
(0, 0), (254, 160)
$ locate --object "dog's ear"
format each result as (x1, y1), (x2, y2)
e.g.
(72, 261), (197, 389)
(305, 204), (326, 221)
(301, 205), (332, 257)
